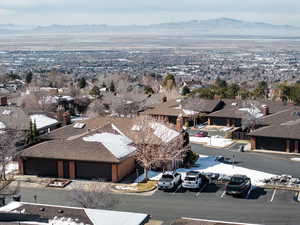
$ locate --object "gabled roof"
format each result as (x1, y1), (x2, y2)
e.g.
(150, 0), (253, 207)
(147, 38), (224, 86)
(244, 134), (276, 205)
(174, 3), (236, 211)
(249, 108), (300, 140)
(141, 98), (221, 117)
(20, 123), (135, 163)
(21, 116), (181, 163)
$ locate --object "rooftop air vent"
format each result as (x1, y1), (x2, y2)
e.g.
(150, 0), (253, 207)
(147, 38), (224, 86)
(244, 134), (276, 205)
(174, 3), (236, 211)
(232, 102), (238, 106)
(73, 123), (86, 129)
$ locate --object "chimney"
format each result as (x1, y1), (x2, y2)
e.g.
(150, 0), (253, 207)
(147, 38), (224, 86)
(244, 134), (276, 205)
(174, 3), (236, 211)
(63, 111), (71, 125)
(214, 95), (221, 100)
(0, 96), (7, 106)
(235, 95), (242, 100)
(57, 105), (65, 122)
(162, 96), (167, 103)
(262, 105), (269, 116)
(176, 114), (184, 131)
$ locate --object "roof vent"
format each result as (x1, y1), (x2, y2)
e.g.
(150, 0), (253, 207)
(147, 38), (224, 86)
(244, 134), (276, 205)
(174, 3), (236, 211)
(231, 102), (238, 106)
(39, 207), (45, 212)
(57, 209), (64, 213)
(73, 123), (86, 129)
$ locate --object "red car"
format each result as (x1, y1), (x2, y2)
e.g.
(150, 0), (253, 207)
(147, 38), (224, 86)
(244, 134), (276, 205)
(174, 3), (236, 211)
(194, 131), (208, 137)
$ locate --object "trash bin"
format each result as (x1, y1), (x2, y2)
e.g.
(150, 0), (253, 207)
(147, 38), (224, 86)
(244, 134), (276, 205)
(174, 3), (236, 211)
(0, 196), (5, 206)
(12, 194), (21, 202)
(239, 145), (244, 152)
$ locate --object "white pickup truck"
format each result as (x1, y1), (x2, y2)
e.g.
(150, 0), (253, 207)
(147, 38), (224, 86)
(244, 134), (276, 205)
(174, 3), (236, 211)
(158, 171), (182, 191)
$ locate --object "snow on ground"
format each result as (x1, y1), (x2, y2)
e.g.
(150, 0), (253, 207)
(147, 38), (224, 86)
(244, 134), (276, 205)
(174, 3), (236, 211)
(30, 114), (59, 130)
(83, 133), (136, 159)
(190, 136), (234, 148)
(291, 158), (300, 162)
(0, 161), (18, 175)
(135, 155), (275, 186)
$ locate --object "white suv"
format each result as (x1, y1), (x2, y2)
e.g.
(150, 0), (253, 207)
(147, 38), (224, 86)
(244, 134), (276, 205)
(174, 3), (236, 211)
(182, 171), (202, 190)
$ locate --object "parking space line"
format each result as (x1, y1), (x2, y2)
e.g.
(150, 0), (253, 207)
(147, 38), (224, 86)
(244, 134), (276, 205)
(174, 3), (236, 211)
(199, 183), (208, 193)
(196, 192), (200, 197)
(220, 190), (226, 198)
(172, 184), (182, 195)
(270, 189), (276, 202)
(246, 186), (254, 199)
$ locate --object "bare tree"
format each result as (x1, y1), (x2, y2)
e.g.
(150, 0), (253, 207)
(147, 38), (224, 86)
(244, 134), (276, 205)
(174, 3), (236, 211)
(236, 100), (262, 131)
(0, 129), (22, 180)
(85, 99), (107, 118)
(69, 183), (118, 209)
(133, 116), (189, 181)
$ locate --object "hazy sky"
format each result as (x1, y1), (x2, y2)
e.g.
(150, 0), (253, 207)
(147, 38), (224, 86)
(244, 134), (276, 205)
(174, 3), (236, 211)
(0, 0), (299, 26)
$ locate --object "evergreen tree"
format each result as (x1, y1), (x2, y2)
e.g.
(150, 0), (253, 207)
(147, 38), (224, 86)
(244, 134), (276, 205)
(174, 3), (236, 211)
(33, 120), (38, 138)
(89, 85), (101, 98)
(78, 77), (87, 89)
(25, 71), (33, 84)
(109, 81), (116, 93)
(181, 86), (191, 96)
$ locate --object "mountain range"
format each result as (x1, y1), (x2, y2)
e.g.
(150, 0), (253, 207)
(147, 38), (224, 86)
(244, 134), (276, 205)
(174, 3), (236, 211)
(0, 18), (299, 36)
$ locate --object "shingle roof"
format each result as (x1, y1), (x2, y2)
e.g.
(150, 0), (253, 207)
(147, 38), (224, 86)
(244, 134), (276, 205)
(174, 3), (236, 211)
(249, 108), (300, 140)
(141, 99), (221, 117)
(20, 116), (181, 163)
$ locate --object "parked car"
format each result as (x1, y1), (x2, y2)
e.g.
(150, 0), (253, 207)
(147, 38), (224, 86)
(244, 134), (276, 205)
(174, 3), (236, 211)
(158, 171), (181, 191)
(182, 171), (203, 190)
(225, 175), (251, 197)
(194, 131), (208, 137)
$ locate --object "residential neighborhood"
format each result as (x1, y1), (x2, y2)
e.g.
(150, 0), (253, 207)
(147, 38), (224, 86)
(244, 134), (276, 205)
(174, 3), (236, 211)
(1, 1), (300, 224)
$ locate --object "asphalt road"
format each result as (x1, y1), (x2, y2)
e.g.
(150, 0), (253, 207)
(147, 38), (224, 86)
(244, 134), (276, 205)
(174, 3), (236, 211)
(191, 143), (300, 178)
(3, 143), (300, 225)
(10, 184), (300, 225)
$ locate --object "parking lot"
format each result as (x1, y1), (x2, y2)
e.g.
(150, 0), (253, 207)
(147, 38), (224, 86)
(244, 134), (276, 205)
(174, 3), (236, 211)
(155, 181), (300, 205)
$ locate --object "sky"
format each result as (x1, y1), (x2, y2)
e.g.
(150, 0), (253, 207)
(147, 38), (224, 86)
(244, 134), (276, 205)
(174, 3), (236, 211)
(0, 0), (300, 26)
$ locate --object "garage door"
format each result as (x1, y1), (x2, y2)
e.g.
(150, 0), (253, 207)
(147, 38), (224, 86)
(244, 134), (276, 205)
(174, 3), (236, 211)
(24, 158), (58, 177)
(75, 161), (112, 181)
(256, 137), (286, 152)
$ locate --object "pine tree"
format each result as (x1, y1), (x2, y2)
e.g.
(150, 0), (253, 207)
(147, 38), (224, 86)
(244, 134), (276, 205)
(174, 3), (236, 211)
(109, 81), (116, 93)
(25, 71), (33, 84)
(33, 120), (38, 138)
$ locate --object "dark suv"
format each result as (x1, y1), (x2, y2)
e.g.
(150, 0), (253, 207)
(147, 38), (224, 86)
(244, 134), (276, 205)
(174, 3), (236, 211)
(225, 175), (251, 197)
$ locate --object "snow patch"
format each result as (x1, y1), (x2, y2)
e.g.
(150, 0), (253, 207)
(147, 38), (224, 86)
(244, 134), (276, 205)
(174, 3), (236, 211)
(190, 136), (234, 148)
(0, 201), (23, 211)
(150, 122), (179, 143)
(183, 109), (199, 115)
(30, 114), (59, 130)
(83, 133), (136, 159)
(136, 155), (275, 186)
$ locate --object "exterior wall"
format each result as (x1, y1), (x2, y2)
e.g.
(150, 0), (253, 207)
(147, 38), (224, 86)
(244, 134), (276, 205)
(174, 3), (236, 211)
(23, 158), (58, 177)
(209, 117), (241, 127)
(116, 157), (136, 182)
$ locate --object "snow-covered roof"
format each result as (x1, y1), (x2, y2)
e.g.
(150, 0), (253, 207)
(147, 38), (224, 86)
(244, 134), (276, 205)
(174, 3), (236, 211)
(83, 126), (136, 159)
(150, 122), (180, 143)
(30, 114), (59, 130)
(85, 208), (148, 225)
(0, 121), (6, 129)
(0, 202), (149, 225)
(183, 109), (199, 116)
